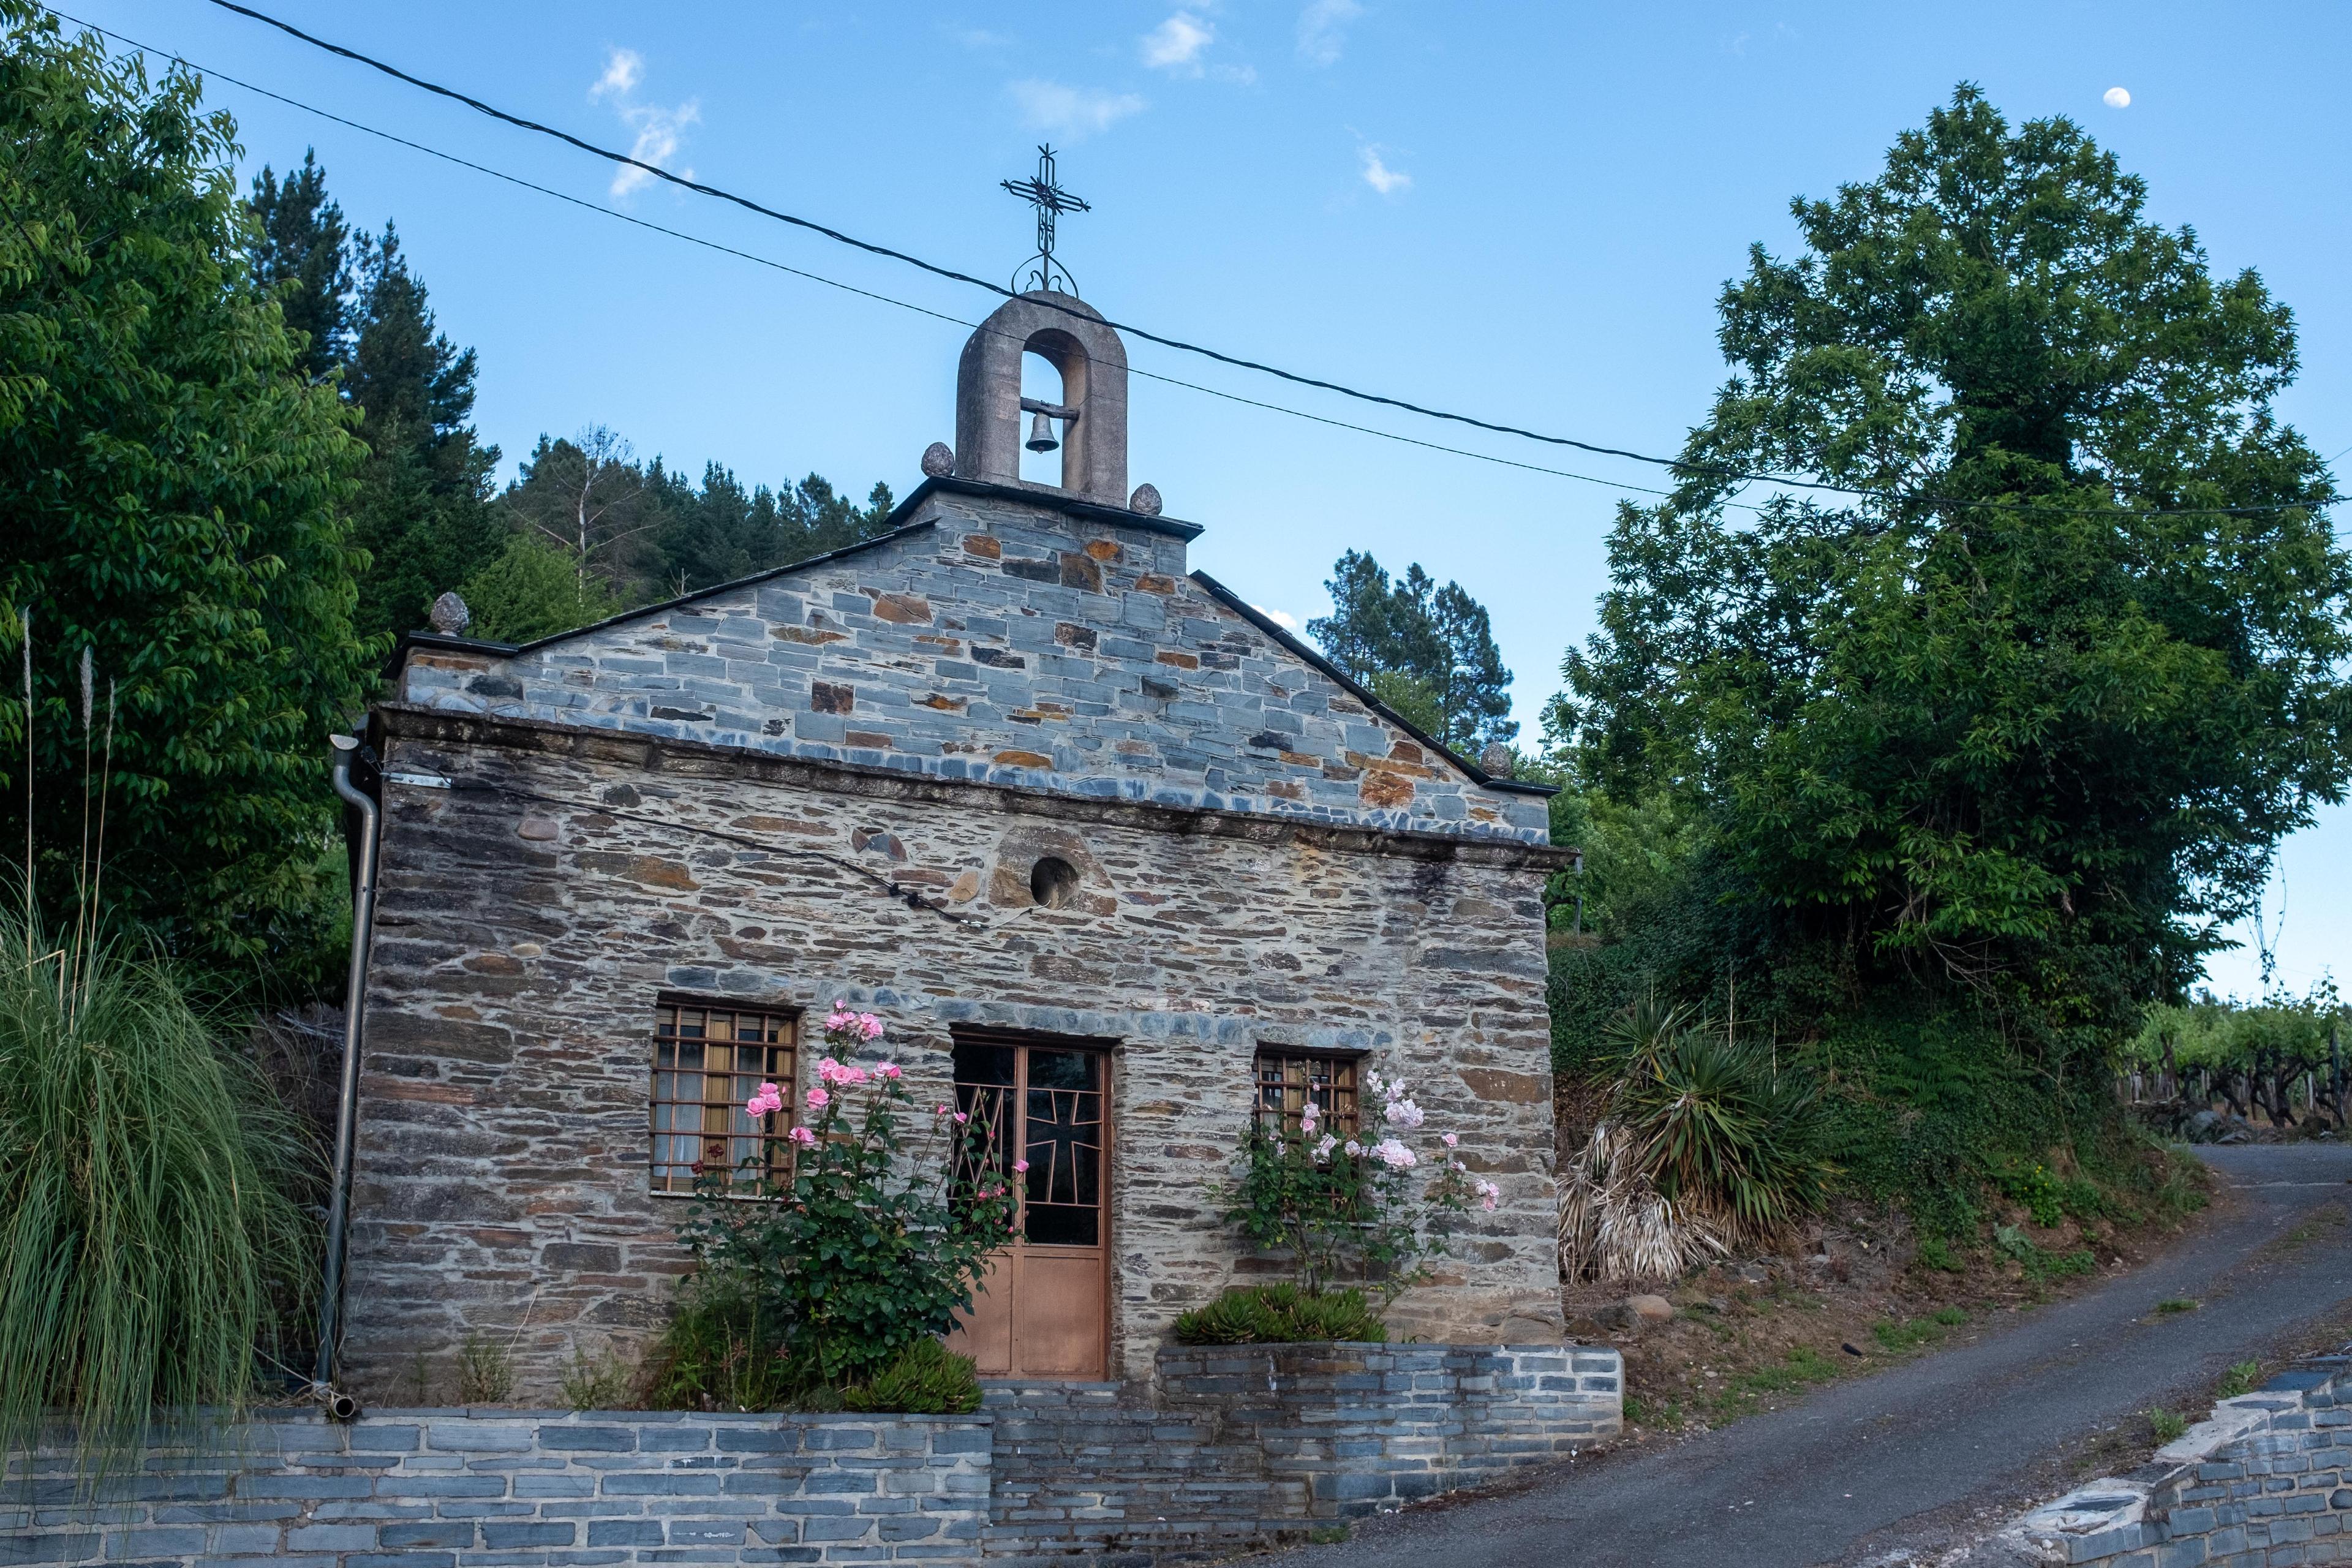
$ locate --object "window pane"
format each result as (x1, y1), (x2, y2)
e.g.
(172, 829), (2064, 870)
(1253, 1052), (1360, 1135)
(650, 1003), (795, 1194)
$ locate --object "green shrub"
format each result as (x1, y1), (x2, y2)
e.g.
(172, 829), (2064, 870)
(1170, 1284), (1387, 1346)
(663, 1006), (1014, 1401)
(1218, 1065), (1476, 1300)
(1931, 1305), (1968, 1326)
(0, 917), (317, 1469)
(1992, 1225), (2095, 1283)
(2218, 1360), (2263, 1398)
(559, 1348), (627, 1412)
(2146, 1408), (2190, 1444)
(1994, 1158), (2065, 1227)
(840, 1338), (981, 1415)
(456, 1332), (513, 1404)
(1607, 1010), (1831, 1242)
(1915, 1237), (1962, 1273)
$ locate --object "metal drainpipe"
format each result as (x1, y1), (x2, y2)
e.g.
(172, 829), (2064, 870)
(314, 734), (377, 1420)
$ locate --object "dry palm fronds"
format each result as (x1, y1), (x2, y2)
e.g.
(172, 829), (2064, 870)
(1558, 1120), (1728, 1285)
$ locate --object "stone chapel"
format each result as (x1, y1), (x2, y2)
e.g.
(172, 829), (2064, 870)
(337, 288), (1573, 1398)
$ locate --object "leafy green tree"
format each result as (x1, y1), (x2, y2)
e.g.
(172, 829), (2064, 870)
(0, 7), (376, 987)
(509, 432), (900, 606)
(462, 535), (620, 643)
(1558, 86), (2351, 1039)
(243, 149), (349, 382)
(341, 222), (504, 643)
(1308, 550), (1517, 752)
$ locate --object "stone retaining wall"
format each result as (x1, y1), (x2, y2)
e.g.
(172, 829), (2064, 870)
(1973, 1352), (2352, 1566)
(0, 1408), (989, 1566)
(986, 1343), (1621, 1561)
(2, 1343), (1621, 1566)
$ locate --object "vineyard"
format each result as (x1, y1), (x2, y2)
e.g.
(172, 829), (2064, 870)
(2122, 984), (2351, 1135)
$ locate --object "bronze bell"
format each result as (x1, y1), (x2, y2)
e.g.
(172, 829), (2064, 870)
(1025, 409), (1060, 454)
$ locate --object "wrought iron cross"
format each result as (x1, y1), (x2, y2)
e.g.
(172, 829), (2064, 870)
(1000, 144), (1090, 296)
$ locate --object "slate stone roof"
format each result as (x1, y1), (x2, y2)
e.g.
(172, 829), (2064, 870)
(388, 477), (1552, 843)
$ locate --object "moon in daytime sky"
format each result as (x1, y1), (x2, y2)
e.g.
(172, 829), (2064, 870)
(2103, 86), (2132, 107)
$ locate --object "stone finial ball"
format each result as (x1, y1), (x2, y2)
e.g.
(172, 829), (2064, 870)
(921, 442), (955, 478)
(428, 590), (472, 636)
(1128, 483), (1163, 516)
(1479, 743), (1516, 778)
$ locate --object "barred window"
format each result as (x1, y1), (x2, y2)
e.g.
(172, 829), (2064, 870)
(1253, 1050), (1360, 1136)
(650, 1001), (797, 1195)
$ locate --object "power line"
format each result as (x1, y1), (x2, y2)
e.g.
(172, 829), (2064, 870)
(45, 6), (1705, 508)
(190, 0), (2343, 524)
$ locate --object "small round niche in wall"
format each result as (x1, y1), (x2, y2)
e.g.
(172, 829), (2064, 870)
(1030, 856), (1080, 909)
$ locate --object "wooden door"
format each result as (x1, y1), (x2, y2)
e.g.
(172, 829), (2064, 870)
(945, 1034), (1110, 1379)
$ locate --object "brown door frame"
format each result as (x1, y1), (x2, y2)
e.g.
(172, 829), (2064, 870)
(948, 1025), (1118, 1379)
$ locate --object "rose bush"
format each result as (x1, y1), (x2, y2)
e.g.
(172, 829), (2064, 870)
(651, 1005), (1012, 1410)
(1216, 1066), (1490, 1306)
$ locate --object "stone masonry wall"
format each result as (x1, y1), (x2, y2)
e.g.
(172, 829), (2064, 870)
(393, 481), (1550, 843)
(344, 709), (1569, 1400)
(1, 1348), (1621, 1566)
(983, 1344), (1623, 1562)
(1977, 1354), (2352, 1566)
(0, 1408), (990, 1566)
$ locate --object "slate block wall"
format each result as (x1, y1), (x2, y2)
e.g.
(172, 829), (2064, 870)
(0, 1409), (990, 1566)
(344, 710), (1568, 1398)
(394, 483), (1550, 842)
(982, 1344), (1621, 1561)
(1992, 1356), (2352, 1566)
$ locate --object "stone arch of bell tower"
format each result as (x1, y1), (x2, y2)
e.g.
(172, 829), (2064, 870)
(954, 290), (1129, 507)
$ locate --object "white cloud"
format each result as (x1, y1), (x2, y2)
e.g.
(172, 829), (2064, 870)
(590, 47), (641, 99)
(589, 48), (697, 200)
(1008, 79), (1145, 139)
(1297, 0), (1362, 66)
(2103, 85), (2132, 108)
(1252, 604), (1303, 633)
(1143, 11), (1213, 72)
(1359, 145), (1410, 195)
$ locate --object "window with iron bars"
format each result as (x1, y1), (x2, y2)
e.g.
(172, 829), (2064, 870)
(649, 1000), (797, 1194)
(1253, 1050), (1360, 1136)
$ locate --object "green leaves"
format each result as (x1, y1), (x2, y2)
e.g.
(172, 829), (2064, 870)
(1558, 85), (2351, 1042)
(0, 914), (317, 1474)
(663, 1030), (1012, 1404)
(1, 6), (379, 993)
(1307, 550), (1517, 753)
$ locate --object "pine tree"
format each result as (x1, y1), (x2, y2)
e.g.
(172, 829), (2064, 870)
(1308, 550), (1516, 753)
(341, 222), (503, 641)
(243, 149), (349, 382)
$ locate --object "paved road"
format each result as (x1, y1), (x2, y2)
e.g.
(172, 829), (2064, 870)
(1257, 1145), (2352, 1568)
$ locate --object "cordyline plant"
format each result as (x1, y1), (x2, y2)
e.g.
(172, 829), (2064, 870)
(668, 1006), (1013, 1398)
(1220, 1066), (1490, 1303)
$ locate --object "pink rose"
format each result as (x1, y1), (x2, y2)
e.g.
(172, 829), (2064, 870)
(804, 1086), (829, 1111)
(1442, 1132), (1458, 1148)
(876, 1061), (902, 1080)
(1013, 1159), (1030, 1173)
(788, 1126), (816, 1148)
(937, 1103), (952, 1116)
(954, 1111), (968, 1125)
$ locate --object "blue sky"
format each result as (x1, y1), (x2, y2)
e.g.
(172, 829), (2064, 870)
(66, 0), (2352, 1000)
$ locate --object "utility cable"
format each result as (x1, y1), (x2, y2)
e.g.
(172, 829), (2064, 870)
(48, 5), (1711, 509)
(190, 0), (2345, 522)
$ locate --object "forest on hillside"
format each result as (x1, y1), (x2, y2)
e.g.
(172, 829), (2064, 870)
(244, 151), (898, 647)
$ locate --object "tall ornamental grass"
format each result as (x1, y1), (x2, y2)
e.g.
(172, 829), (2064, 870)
(0, 914), (318, 1468)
